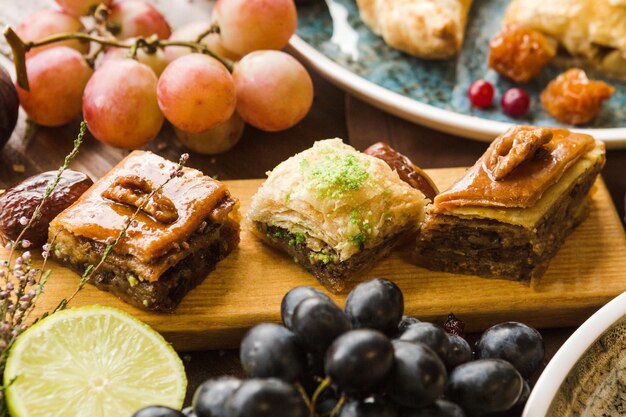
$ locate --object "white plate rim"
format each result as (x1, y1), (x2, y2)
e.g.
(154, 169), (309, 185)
(522, 291), (626, 416)
(289, 35), (626, 150)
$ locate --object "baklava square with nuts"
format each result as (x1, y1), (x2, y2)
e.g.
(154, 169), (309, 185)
(49, 151), (240, 312)
(246, 139), (429, 293)
(415, 126), (606, 282)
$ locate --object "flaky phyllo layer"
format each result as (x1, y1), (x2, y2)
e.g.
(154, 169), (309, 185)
(247, 139), (428, 261)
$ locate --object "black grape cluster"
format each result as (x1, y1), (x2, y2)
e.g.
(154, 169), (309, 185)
(133, 278), (545, 417)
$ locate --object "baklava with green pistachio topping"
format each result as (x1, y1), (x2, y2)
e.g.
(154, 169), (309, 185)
(246, 139), (429, 293)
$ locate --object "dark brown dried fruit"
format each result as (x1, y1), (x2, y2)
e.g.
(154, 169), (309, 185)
(0, 170), (93, 247)
(363, 142), (439, 200)
(488, 24), (556, 84)
(541, 68), (615, 125)
(0, 64), (19, 149)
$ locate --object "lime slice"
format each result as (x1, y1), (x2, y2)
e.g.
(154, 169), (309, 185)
(4, 306), (187, 417)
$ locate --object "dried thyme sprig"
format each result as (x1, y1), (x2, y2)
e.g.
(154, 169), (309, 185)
(0, 122), (86, 416)
(4, 122), (86, 270)
(0, 122), (86, 338)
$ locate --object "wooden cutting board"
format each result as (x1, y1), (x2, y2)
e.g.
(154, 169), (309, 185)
(3, 168), (626, 351)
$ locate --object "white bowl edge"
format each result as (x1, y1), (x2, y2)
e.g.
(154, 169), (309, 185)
(523, 291), (626, 417)
(289, 36), (626, 150)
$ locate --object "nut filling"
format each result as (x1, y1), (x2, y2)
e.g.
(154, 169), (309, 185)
(256, 223), (411, 294)
(53, 217), (239, 312)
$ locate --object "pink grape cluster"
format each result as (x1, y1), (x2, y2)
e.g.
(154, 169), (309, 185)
(15, 0), (313, 152)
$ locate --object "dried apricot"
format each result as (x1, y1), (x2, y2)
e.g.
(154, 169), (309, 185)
(489, 25), (556, 83)
(541, 69), (615, 125)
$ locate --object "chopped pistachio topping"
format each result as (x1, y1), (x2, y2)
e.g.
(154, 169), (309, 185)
(293, 232), (306, 245)
(127, 275), (138, 288)
(266, 226), (286, 240)
(301, 153), (369, 198)
(350, 209), (359, 225)
(349, 209), (370, 247)
(351, 232), (367, 247)
(309, 252), (334, 265)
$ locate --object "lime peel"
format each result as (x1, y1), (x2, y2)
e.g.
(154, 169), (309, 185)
(4, 305), (186, 417)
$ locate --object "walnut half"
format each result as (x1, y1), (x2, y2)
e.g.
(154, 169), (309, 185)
(102, 175), (179, 224)
(540, 69), (615, 126)
(484, 127), (553, 181)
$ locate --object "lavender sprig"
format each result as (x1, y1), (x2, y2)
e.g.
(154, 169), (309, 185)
(0, 122), (85, 337)
(5, 122), (86, 269)
(0, 123), (86, 415)
(17, 240), (55, 326)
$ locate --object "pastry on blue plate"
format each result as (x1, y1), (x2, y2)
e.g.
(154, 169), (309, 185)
(356, 0), (474, 59)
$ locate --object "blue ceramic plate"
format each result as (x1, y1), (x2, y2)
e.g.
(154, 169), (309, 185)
(291, 0), (626, 148)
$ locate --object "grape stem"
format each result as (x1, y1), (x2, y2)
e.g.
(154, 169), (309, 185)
(295, 383), (312, 409)
(328, 394), (345, 417)
(2, 24), (232, 91)
(310, 377), (332, 417)
(195, 23), (220, 43)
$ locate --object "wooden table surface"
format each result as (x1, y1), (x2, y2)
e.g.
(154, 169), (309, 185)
(1, 0), (626, 410)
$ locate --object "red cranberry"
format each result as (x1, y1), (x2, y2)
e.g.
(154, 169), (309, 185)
(468, 80), (494, 108)
(501, 87), (530, 117)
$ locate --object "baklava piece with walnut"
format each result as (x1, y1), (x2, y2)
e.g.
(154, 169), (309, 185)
(416, 126), (605, 282)
(49, 151), (240, 312)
